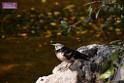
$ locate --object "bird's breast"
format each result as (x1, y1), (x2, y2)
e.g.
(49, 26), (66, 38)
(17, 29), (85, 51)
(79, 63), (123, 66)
(56, 52), (68, 62)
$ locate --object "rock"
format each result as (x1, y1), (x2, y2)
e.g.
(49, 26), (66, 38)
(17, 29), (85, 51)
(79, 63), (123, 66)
(36, 43), (124, 83)
(36, 62), (78, 83)
(113, 54), (124, 83)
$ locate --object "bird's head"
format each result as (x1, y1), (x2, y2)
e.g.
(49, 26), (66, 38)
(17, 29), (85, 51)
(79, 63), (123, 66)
(51, 43), (64, 50)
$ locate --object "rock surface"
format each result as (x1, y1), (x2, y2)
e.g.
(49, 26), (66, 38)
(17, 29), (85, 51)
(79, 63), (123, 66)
(36, 62), (78, 83)
(113, 55), (124, 83)
(36, 43), (124, 83)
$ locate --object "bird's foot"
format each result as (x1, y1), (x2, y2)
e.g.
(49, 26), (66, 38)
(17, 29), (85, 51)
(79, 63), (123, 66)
(59, 67), (67, 72)
(59, 62), (72, 72)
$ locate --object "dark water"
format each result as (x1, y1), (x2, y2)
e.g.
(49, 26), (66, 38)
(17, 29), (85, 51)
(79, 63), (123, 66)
(0, 37), (107, 83)
(0, 37), (56, 83)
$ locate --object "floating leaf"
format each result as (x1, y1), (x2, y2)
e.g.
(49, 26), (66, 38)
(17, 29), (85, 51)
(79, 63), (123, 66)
(31, 7), (35, 11)
(64, 4), (75, 10)
(1, 35), (6, 39)
(41, 0), (46, 3)
(31, 30), (35, 34)
(47, 12), (52, 16)
(53, 11), (60, 16)
(50, 22), (57, 26)
(54, 2), (59, 6)
(16, 14), (21, 18)
(81, 30), (88, 34)
(57, 32), (61, 36)
(79, 16), (85, 20)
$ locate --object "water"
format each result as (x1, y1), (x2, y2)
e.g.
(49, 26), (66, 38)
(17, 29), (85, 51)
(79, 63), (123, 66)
(0, 37), (90, 83)
(0, 37), (55, 83)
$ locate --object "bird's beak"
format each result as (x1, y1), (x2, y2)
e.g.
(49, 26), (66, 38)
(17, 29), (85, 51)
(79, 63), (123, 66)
(51, 44), (56, 46)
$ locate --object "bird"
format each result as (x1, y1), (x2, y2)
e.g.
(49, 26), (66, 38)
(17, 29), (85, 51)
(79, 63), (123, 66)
(51, 43), (90, 69)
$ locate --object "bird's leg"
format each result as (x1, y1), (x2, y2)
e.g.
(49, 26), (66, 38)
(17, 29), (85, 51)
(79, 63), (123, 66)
(65, 62), (72, 70)
(59, 62), (72, 71)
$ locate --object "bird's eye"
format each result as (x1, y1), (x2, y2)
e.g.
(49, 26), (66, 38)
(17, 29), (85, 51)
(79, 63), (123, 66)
(56, 46), (59, 48)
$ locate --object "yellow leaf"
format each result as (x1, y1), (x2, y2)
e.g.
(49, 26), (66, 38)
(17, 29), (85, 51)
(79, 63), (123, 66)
(57, 32), (61, 36)
(80, 16), (85, 21)
(54, 2), (59, 5)
(50, 22), (57, 26)
(64, 4), (75, 10)
(53, 11), (60, 16)
(45, 30), (52, 38)
(41, 0), (46, 3)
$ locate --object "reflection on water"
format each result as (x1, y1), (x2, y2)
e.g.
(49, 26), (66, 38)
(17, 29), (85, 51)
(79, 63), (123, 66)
(0, 37), (108, 83)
